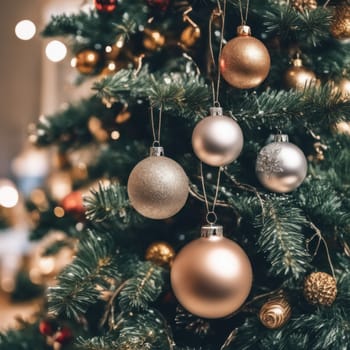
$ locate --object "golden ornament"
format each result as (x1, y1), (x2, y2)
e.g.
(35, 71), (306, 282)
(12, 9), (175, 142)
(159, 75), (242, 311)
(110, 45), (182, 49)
(259, 296), (292, 329)
(220, 25), (271, 89)
(330, 4), (350, 40)
(180, 26), (201, 48)
(171, 225), (253, 319)
(143, 28), (166, 51)
(304, 272), (337, 306)
(145, 241), (175, 266)
(291, 0), (317, 12)
(336, 78), (350, 100)
(127, 146), (189, 220)
(284, 57), (317, 90)
(71, 49), (100, 74)
(334, 121), (350, 135)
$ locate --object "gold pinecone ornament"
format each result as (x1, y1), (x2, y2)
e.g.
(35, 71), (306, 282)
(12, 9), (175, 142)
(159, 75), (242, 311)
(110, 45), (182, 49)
(330, 4), (350, 40)
(145, 241), (176, 267)
(259, 295), (292, 329)
(291, 0), (317, 12)
(303, 272), (337, 306)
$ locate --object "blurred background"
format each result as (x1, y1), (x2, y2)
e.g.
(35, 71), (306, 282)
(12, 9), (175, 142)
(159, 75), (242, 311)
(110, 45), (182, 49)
(0, 0), (90, 329)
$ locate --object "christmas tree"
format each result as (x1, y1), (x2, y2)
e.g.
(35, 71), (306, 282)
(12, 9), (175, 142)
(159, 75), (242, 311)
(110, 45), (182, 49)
(2, 0), (350, 349)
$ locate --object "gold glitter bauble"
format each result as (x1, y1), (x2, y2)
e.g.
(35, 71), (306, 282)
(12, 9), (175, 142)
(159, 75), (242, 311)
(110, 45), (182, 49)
(127, 147), (189, 220)
(291, 0), (317, 12)
(220, 25), (270, 89)
(143, 29), (166, 51)
(192, 107), (243, 167)
(145, 241), (175, 266)
(259, 296), (292, 329)
(180, 26), (201, 48)
(284, 57), (317, 90)
(71, 49), (100, 74)
(304, 272), (337, 306)
(337, 78), (350, 100)
(334, 121), (350, 135)
(171, 225), (253, 319)
(330, 5), (350, 40)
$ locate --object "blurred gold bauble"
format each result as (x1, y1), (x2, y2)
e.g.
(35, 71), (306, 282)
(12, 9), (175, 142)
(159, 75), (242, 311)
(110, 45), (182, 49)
(71, 49), (100, 74)
(192, 107), (243, 167)
(304, 272), (337, 306)
(291, 0), (317, 12)
(180, 26), (201, 48)
(171, 225), (253, 319)
(127, 147), (189, 220)
(337, 78), (350, 100)
(334, 121), (350, 135)
(284, 57), (317, 90)
(259, 296), (292, 329)
(143, 28), (166, 51)
(330, 5), (350, 40)
(104, 44), (122, 61)
(145, 241), (175, 267)
(220, 25), (270, 89)
(101, 60), (127, 76)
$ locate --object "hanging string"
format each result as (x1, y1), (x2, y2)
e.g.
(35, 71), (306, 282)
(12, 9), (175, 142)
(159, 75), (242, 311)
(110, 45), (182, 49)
(238, 0), (250, 25)
(150, 104), (163, 146)
(323, 0), (331, 8)
(208, 0), (227, 106)
(307, 221), (336, 280)
(200, 162), (222, 224)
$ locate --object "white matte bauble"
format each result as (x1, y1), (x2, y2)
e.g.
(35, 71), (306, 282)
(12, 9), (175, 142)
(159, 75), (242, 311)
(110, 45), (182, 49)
(256, 135), (307, 193)
(127, 147), (189, 220)
(192, 107), (244, 167)
(171, 225), (253, 319)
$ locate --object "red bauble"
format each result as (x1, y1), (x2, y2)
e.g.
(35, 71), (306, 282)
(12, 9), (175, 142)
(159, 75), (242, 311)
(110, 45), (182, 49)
(94, 0), (117, 13)
(39, 319), (57, 336)
(146, 0), (170, 12)
(61, 191), (85, 219)
(55, 327), (73, 344)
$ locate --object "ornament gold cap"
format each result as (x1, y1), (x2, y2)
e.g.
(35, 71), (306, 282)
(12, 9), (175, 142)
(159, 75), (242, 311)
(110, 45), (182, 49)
(209, 107), (223, 116)
(150, 146), (165, 156)
(237, 25), (251, 36)
(292, 58), (303, 67)
(201, 224), (224, 238)
(274, 134), (289, 143)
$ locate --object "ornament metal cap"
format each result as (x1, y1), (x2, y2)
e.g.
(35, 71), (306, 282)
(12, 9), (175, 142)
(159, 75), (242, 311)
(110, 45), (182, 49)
(292, 58), (303, 67)
(209, 107), (223, 116)
(273, 134), (289, 143)
(201, 224), (224, 238)
(150, 146), (165, 156)
(237, 25), (251, 36)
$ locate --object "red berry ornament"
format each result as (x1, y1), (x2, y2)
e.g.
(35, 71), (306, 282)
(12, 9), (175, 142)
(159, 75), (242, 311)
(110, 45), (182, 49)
(39, 319), (57, 336)
(146, 0), (170, 12)
(61, 191), (85, 220)
(55, 326), (73, 344)
(94, 0), (117, 13)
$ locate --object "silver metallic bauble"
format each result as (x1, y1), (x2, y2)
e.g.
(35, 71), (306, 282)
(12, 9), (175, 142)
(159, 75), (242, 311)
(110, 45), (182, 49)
(192, 107), (244, 167)
(127, 147), (189, 219)
(171, 225), (253, 319)
(255, 134), (307, 193)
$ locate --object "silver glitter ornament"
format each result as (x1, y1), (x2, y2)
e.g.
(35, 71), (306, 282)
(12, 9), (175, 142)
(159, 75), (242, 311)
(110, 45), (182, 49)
(127, 147), (189, 220)
(192, 107), (244, 167)
(256, 134), (307, 193)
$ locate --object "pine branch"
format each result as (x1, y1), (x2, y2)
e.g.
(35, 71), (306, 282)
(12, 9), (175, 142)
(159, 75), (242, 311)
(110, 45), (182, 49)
(48, 230), (121, 321)
(76, 336), (118, 350)
(118, 262), (166, 311)
(255, 197), (311, 280)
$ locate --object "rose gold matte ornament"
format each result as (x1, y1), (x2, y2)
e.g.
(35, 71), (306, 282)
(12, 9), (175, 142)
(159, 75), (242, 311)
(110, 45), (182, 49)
(192, 107), (244, 167)
(171, 225), (253, 319)
(220, 25), (271, 89)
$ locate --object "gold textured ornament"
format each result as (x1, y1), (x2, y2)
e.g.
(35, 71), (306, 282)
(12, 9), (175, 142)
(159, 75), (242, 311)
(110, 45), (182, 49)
(330, 4), (350, 40)
(192, 107), (244, 167)
(291, 0), (317, 12)
(259, 296), (292, 329)
(220, 25), (271, 89)
(334, 121), (350, 135)
(304, 272), (337, 306)
(71, 49), (101, 74)
(143, 28), (166, 51)
(336, 78), (350, 100)
(145, 241), (176, 266)
(171, 224), (253, 319)
(284, 57), (317, 90)
(127, 147), (189, 220)
(180, 26), (201, 47)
